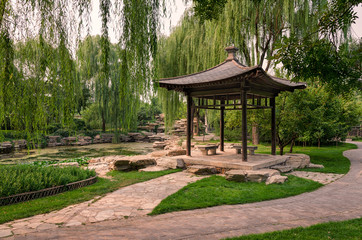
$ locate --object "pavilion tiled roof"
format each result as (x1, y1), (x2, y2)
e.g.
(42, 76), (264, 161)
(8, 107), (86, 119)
(159, 47), (306, 97)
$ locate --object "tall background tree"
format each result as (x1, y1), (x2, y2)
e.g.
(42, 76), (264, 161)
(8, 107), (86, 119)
(0, 0), (163, 143)
(157, 0), (361, 151)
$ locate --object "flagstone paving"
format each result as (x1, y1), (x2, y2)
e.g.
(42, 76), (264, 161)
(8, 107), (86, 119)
(288, 171), (344, 184)
(0, 172), (204, 238)
(2, 141), (361, 239)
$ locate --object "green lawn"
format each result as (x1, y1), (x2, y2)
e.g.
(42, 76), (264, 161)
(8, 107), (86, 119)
(0, 169), (180, 224)
(149, 143), (355, 215)
(255, 143), (357, 174)
(150, 175), (322, 215)
(225, 218), (362, 240)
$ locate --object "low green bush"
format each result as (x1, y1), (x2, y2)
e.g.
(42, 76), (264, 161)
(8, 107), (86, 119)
(53, 128), (70, 137)
(224, 128), (242, 141)
(0, 165), (96, 197)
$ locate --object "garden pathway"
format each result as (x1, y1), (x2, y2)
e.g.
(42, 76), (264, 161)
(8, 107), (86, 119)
(5, 141), (361, 239)
(0, 172), (204, 238)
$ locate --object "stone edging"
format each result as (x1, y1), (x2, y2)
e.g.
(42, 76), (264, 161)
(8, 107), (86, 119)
(0, 176), (97, 206)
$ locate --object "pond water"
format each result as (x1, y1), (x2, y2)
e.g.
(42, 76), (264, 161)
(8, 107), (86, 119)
(0, 142), (154, 165)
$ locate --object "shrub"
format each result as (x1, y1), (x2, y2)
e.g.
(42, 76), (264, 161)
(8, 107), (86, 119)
(46, 123), (62, 134)
(224, 128), (242, 141)
(0, 165), (96, 197)
(73, 118), (87, 131)
(53, 129), (70, 138)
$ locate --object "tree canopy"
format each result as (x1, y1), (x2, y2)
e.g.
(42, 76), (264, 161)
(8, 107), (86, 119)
(0, 0), (163, 141)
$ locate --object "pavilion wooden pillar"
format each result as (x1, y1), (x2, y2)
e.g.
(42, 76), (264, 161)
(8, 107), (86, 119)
(186, 94), (192, 156)
(270, 97), (276, 155)
(220, 100), (225, 151)
(241, 88), (248, 161)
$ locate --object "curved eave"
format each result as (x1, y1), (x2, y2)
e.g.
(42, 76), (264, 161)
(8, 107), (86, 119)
(158, 60), (307, 95)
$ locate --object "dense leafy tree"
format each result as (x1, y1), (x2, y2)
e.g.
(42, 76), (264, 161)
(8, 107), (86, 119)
(157, 0), (331, 128)
(274, 0), (361, 94)
(0, 0), (164, 142)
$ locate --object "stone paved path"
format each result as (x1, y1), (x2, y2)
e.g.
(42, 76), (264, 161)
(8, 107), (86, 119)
(288, 171), (344, 184)
(0, 172), (204, 238)
(6, 141), (361, 240)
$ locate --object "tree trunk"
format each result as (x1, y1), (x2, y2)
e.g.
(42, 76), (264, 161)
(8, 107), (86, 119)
(318, 139), (320, 148)
(195, 109), (199, 136)
(289, 138), (295, 153)
(205, 110), (208, 133)
(279, 145), (284, 155)
(101, 112), (106, 132)
(252, 122), (259, 145)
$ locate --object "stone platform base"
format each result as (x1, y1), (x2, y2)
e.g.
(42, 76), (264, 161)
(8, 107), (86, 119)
(174, 149), (288, 171)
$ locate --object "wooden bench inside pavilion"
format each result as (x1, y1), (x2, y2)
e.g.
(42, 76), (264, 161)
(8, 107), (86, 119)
(159, 46), (306, 170)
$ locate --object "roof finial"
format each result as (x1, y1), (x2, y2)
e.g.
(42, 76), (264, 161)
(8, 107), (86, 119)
(225, 46), (238, 61)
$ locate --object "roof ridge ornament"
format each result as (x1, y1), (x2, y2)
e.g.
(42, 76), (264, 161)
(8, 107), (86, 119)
(225, 46), (238, 61)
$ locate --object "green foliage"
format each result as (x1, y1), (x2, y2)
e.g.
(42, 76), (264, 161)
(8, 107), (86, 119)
(224, 128), (242, 142)
(52, 129), (70, 138)
(193, 0), (227, 22)
(157, 0), (330, 127)
(137, 97), (162, 126)
(226, 218), (362, 240)
(150, 175), (322, 215)
(0, 165), (95, 197)
(275, 37), (362, 94)
(81, 103), (103, 130)
(0, 169), (180, 224)
(271, 87), (361, 154)
(1, 0), (164, 140)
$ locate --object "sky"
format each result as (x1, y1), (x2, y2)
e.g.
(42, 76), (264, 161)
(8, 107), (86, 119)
(90, 1), (362, 42)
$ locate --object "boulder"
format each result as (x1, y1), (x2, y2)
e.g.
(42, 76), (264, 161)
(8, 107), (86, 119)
(167, 149), (186, 156)
(245, 169), (280, 183)
(155, 157), (178, 169)
(176, 158), (186, 169)
(266, 175), (288, 185)
(225, 170), (247, 182)
(152, 141), (167, 149)
(112, 159), (131, 171)
(112, 155), (156, 171)
(89, 155), (125, 164)
(285, 153), (310, 169)
(187, 165), (218, 175)
(307, 163), (324, 169)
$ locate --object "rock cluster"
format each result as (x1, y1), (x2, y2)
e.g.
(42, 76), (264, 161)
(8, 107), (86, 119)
(138, 116), (166, 134)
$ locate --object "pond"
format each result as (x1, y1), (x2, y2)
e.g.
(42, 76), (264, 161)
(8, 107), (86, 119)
(0, 142), (154, 165)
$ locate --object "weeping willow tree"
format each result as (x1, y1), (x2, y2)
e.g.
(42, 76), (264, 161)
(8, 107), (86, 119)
(0, 0), (85, 144)
(157, 0), (340, 128)
(0, 0), (164, 144)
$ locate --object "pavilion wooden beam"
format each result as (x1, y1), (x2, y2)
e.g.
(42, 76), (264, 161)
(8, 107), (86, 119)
(186, 94), (192, 156)
(271, 97), (276, 155)
(241, 87), (248, 161)
(220, 100), (225, 151)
